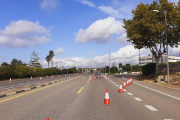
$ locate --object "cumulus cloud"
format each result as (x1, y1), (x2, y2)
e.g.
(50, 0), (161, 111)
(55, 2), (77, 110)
(40, 0), (60, 11)
(75, 17), (125, 44)
(55, 47), (64, 55)
(116, 32), (128, 44)
(43, 45), (151, 68)
(76, 0), (96, 7)
(98, 6), (124, 19)
(0, 20), (50, 48)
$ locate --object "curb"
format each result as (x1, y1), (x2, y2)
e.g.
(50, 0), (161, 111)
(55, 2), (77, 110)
(0, 76), (76, 99)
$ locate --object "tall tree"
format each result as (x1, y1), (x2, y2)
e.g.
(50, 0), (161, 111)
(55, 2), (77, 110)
(49, 50), (54, 68)
(123, 0), (180, 73)
(30, 51), (41, 68)
(45, 55), (51, 68)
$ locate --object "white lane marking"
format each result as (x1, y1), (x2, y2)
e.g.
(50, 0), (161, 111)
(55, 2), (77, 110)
(164, 119), (173, 120)
(133, 82), (180, 101)
(145, 105), (158, 111)
(0, 86), (5, 88)
(26, 82), (31, 83)
(19, 83), (24, 85)
(134, 97), (142, 101)
(116, 85), (119, 86)
(127, 92), (133, 95)
(123, 89), (127, 91)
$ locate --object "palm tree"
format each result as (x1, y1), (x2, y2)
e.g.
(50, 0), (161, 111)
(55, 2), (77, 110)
(45, 55), (51, 68)
(49, 50), (54, 68)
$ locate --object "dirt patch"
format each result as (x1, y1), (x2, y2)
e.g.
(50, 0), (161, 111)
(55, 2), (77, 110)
(132, 74), (180, 91)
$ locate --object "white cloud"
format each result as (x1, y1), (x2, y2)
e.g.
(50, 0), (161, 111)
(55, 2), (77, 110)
(55, 47), (64, 55)
(98, 6), (124, 19)
(116, 32), (128, 44)
(0, 20), (50, 48)
(40, 0), (60, 11)
(43, 44), (151, 68)
(75, 17), (125, 44)
(76, 0), (96, 7)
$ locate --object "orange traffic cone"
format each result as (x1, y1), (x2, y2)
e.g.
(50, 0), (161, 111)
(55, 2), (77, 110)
(59, 75), (60, 78)
(123, 80), (126, 89)
(9, 77), (12, 83)
(46, 118), (49, 120)
(104, 88), (110, 105)
(89, 79), (91, 82)
(98, 76), (99, 79)
(40, 77), (42, 81)
(119, 82), (123, 93)
(94, 77), (96, 80)
(127, 79), (129, 86)
(47, 75), (48, 78)
(31, 76), (32, 80)
(51, 76), (53, 79)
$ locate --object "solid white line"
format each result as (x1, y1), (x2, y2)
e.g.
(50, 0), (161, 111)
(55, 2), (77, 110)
(134, 97), (142, 101)
(127, 92), (133, 95)
(145, 105), (158, 111)
(133, 82), (180, 101)
(164, 119), (173, 120)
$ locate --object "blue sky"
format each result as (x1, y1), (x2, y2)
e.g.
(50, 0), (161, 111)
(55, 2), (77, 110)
(0, 0), (179, 68)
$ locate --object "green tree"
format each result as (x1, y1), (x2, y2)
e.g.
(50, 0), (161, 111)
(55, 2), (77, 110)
(111, 67), (118, 73)
(45, 55), (51, 68)
(49, 50), (54, 68)
(123, 0), (180, 73)
(1, 62), (9, 67)
(10, 58), (23, 67)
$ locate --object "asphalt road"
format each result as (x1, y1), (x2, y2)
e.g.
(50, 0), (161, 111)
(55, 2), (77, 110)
(0, 72), (179, 120)
(0, 73), (81, 91)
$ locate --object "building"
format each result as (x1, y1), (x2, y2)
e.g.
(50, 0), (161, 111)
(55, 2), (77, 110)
(139, 54), (180, 66)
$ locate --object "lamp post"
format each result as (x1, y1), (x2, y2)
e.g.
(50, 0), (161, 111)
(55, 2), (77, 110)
(105, 48), (110, 75)
(130, 51), (132, 73)
(102, 53), (106, 74)
(34, 43), (39, 74)
(153, 10), (169, 83)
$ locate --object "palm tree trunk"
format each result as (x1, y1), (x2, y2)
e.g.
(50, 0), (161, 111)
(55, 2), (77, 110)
(48, 62), (49, 68)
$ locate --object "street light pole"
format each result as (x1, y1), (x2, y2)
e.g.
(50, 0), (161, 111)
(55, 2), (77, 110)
(130, 51), (132, 73)
(106, 48), (110, 75)
(153, 10), (169, 83)
(34, 43), (39, 74)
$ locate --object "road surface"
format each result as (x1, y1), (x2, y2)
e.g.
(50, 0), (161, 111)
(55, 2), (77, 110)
(0, 72), (179, 120)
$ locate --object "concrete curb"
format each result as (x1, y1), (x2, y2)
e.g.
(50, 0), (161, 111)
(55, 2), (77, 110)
(0, 76), (76, 99)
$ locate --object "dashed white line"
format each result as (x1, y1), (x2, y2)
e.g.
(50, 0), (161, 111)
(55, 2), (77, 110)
(134, 97), (142, 101)
(127, 92), (133, 95)
(133, 82), (180, 101)
(145, 105), (158, 111)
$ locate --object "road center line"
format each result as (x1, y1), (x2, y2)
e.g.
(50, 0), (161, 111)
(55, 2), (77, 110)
(133, 82), (180, 101)
(77, 87), (84, 94)
(145, 105), (158, 111)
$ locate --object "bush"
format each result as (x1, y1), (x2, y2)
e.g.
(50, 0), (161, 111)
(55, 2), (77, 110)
(142, 63), (156, 75)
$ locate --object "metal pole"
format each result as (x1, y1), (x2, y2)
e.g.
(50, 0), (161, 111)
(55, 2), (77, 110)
(34, 45), (36, 74)
(130, 51), (132, 73)
(109, 49), (110, 75)
(165, 10), (169, 83)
